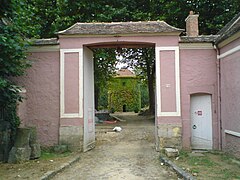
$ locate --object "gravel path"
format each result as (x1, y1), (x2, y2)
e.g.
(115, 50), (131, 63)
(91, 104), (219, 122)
(52, 114), (177, 180)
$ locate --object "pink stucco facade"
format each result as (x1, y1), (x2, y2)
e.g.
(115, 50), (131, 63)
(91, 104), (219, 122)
(179, 48), (218, 149)
(219, 37), (240, 158)
(59, 36), (179, 49)
(64, 53), (80, 114)
(220, 37), (240, 54)
(160, 50), (176, 113)
(16, 51), (60, 146)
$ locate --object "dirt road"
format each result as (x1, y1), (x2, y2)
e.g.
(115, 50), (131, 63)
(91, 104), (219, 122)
(52, 113), (177, 180)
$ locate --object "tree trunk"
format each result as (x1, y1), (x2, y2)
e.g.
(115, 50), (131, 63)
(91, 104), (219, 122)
(146, 60), (155, 114)
(94, 87), (100, 111)
(148, 74), (155, 114)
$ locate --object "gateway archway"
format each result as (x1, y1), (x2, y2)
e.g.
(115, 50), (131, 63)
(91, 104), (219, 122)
(58, 21), (183, 152)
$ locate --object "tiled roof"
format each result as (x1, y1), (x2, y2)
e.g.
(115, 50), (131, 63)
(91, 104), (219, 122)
(215, 12), (240, 44)
(180, 35), (219, 43)
(57, 21), (183, 35)
(116, 69), (135, 77)
(30, 38), (59, 45)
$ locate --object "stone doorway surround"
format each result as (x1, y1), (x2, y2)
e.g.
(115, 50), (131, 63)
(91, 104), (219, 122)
(57, 21), (183, 151)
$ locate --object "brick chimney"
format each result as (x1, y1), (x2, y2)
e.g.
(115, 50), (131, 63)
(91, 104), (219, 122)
(185, 11), (199, 37)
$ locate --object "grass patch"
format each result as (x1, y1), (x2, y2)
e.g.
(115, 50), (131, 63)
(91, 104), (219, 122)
(40, 150), (71, 160)
(179, 150), (189, 158)
(172, 150), (240, 179)
(188, 156), (216, 167)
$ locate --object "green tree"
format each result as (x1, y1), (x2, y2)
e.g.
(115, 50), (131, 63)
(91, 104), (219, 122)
(0, 0), (31, 157)
(108, 77), (141, 112)
(93, 48), (118, 110)
(120, 48), (155, 113)
(140, 83), (149, 108)
(17, 0), (240, 38)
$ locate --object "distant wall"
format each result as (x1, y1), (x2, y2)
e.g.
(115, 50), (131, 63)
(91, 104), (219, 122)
(219, 37), (240, 158)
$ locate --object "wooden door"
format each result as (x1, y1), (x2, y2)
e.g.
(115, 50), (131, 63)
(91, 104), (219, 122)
(191, 94), (213, 149)
(83, 47), (95, 152)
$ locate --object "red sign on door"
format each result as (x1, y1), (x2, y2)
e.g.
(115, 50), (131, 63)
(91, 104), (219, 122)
(197, 111), (202, 116)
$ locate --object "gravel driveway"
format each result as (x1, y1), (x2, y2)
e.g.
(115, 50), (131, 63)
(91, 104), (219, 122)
(52, 113), (177, 180)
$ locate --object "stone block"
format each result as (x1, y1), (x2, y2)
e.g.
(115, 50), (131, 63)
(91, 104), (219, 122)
(14, 128), (31, 148)
(158, 127), (168, 137)
(0, 126), (11, 162)
(53, 145), (68, 153)
(159, 137), (182, 149)
(158, 124), (181, 138)
(172, 127), (181, 137)
(158, 124), (182, 150)
(30, 143), (41, 159)
(60, 126), (83, 151)
(8, 147), (31, 163)
(29, 127), (37, 145)
(165, 148), (179, 157)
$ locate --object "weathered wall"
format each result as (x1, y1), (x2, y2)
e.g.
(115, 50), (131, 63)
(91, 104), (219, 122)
(15, 51), (60, 146)
(180, 48), (218, 149)
(220, 37), (240, 158)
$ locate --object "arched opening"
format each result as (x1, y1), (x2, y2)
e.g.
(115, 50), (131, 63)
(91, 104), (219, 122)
(83, 41), (157, 151)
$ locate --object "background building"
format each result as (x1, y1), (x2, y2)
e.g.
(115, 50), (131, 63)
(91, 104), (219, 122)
(108, 68), (141, 113)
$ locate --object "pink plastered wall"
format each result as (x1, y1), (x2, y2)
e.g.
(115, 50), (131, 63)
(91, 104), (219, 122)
(59, 35), (179, 49)
(180, 48), (218, 149)
(160, 50), (176, 112)
(15, 51), (60, 146)
(157, 48), (181, 124)
(64, 52), (79, 114)
(220, 37), (240, 157)
(220, 38), (240, 54)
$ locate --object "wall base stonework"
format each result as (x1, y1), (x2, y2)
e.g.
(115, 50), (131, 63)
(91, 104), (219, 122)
(224, 134), (240, 159)
(157, 124), (182, 149)
(59, 126), (83, 151)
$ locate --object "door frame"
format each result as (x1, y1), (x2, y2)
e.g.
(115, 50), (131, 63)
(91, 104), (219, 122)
(190, 93), (213, 149)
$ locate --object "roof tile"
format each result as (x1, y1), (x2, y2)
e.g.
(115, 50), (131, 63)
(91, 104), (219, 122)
(57, 21), (183, 35)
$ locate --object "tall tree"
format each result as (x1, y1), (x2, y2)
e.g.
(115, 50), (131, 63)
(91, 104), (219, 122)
(16, 0), (240, 38)
(93, 48), (118, 110)
(119, 48), (155, 113)
(0, 0), (31, 161)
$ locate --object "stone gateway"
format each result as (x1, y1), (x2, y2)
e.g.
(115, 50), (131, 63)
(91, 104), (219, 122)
(15, 12), (240, 158)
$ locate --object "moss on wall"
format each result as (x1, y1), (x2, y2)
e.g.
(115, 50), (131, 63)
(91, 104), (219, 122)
(108, 77), (141, 112)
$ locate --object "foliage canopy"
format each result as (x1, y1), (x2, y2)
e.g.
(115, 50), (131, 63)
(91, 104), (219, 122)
(13, 0), (240, 38)
(0, 0), (31, 149)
